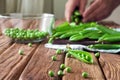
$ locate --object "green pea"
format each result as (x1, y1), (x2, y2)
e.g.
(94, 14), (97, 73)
(18, 50), (24, 55)
(65, 67), (72, 73)
(82, 54), (85, 58)
(5, 28), (47, 41)
(51, 55), (57, 61)
(66, 53), (71, 58)
(82, 72), (89, 78)
(28, 43), (32, 47)
(95, 52), (100, 58)
(48, 70), (54, 77)
(57, 70), (64, 76)
(85, 56), (90, 61)
(60, 64), (66, 70)
(56, 49), (62, 55)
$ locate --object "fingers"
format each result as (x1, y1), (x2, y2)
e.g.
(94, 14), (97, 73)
(65, 0), (79, 22)
(79, 0), (87, 14)
(83, 3), (111, 22)
(83, 0), (101, 19)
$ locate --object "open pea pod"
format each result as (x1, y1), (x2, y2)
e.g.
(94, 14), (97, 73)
(68, 50), (93, 64)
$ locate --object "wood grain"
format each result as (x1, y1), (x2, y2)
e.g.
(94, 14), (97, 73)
(63, 53), (105, 80)
(0, 43), (38, 80)
(0, 36), (12, 54)
(0, 19), (119, 80)
(19, 41), (65, 80)
(99, 53), (120, 80)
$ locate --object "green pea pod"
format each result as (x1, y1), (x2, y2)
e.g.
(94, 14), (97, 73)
(53, 22), (70, 32)
(79, 28), (103, 39)
(75, 18), (80, 24)
(54, 26), (82, 34)
(83, 30), (104, 39)
(60, 31), (80, 39)
(69, 33), (84, 41)
(88, 33), (103, 39)
(68, 50), (93, 64)
(78, 22), (98, 28)
(98, 34), (120, 42)
(98, 34), (109, 42)
(71, 15), (76, 22)
(89, 44), (120, 49)
(53, 26), (84, 36)
(48, 37), (54, 43)
(53, 32), (66, 37)
(74, 10), (81, 16)
(96, 25), (120, 34)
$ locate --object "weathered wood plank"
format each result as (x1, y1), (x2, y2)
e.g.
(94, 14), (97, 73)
(63, 53), (105, 80)
(99, 53), (120, 80)
(19, 42), (65, 80)
(0, 18), (38, 80)
(0, 36), (12, 54)
(0, 43), (38, 80)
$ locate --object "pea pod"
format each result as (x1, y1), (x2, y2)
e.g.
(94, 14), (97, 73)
(98, 34), (120, 42)
(71, 9), (83, 24)
(53, 26), (85, 37)
(82, 30), (104, 39)
(53, 32), (66, 37)
(74, 10), (81, 16)
(69, 33), (84, 41)
(68, 50), (93, 64)
(48, 37), (54, 43)
(53, 22), (73, 34)
(60, 31), (80, 39)
(89, 44), (120, 49)
(96, 25), (120, 34)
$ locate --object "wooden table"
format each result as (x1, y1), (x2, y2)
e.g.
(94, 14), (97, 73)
(0, 18), (120, 80)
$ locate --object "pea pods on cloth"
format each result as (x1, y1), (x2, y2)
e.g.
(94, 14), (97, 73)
(45, 43), (120, 53)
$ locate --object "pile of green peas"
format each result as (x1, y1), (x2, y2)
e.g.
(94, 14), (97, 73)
(5, 28), (48, 40)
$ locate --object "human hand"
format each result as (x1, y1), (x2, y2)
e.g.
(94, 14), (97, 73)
(65, 0), (120, 22)
(65, 0), (87, 22)
(83, 0), (120, 22)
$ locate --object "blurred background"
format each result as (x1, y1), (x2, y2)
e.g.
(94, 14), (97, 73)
(0, 0), (120, 24)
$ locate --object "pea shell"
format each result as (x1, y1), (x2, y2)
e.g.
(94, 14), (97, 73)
(68, 50), (93, 64)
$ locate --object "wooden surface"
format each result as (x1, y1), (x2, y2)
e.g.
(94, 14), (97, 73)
(0, 18), (119, 80)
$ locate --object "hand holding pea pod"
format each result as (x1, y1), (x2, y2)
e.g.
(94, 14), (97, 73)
(71, 9), (83, 24)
